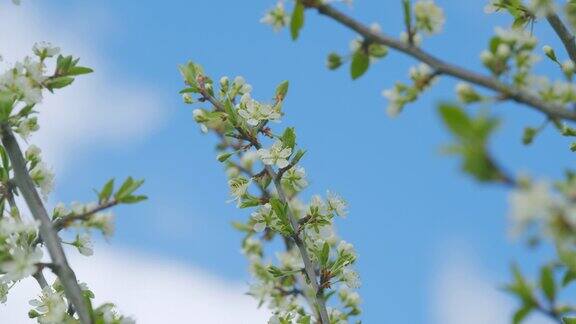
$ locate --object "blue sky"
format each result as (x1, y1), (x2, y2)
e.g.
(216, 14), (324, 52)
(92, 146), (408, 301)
(1, 0), (574, 323)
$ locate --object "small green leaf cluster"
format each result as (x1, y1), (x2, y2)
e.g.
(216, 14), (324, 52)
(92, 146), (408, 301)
(438, 103), (508, 183)
(0, 44), (92, 141)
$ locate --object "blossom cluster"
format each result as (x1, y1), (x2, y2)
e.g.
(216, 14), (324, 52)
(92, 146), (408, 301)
(0, 43), (144, 323)
(180, 61), (361, 323)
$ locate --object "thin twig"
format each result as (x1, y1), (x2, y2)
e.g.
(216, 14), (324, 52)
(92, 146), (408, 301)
(32, 199), (118, 247)
(53, 200), (118, 232)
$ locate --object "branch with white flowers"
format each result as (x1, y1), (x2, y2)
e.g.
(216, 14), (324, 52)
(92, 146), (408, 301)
(0, 37), (143, 323)
(0, 125), (92, 323)
(182, 63), (361, 323)
(197, 87), (331, 323)
(259, 1), (576, 323)
(302, 1), (576, 121)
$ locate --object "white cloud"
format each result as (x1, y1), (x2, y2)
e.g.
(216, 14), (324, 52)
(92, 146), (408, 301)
(2, 247), (269, 323)
(431, 245), (552, 324)
(0, 3), (166, 172)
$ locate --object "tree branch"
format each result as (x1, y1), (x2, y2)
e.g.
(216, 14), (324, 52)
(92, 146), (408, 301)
(199, 89), (330, 323)
(0, 124), (92, 324)
(263, 164), (330, 324)
(546, 13), (576, 64)
(307, 3), (576, 121)
(53, 200), (118, 232)
(32, 199), (119, 246)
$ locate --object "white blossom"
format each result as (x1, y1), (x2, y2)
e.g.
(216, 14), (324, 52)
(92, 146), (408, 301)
(240, 150), (259, 170)
(382, 86), (403, 118)
(562, 60), (575, 76)
(228, 177), (250, 202)
(409, 63), (434, 86)
(508, 180), (554, 233)
(260, 1), (290, 32)
(16, 116), (40, 139)
(529, 0), (555, 17)
(327, 191), (348, 217)
(86, 212), (115, 238)
(32, 42), (60, 59)
(1, 246), (43, 281)
(257, 140), (292, 168)
(29, 287), (68, 324)
(339, 289), (361, 308)
(29, 161), (55, 199)
(238, 93), (281, 126)
(282, 166), (308, 191)
(455, 82), (481, 103)
(25, 144), (42, 162)
(484, 0), (500, 14)
(495, 27), (537, 49)
(73, 233), (94, 256)
(341, 267), (361, 288)
(276, 248), (303, 270)
(251, 203), (273, 232)
(414, 0), (445, 35)
(230, 76), (251, 95)
(337, 241), (355, 255)
(400, 31), (422, 46)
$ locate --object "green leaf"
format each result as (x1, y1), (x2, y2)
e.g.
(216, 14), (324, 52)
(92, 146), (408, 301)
(438, 104), (474, 140)
(120, 195), (147, 204)
(368, 44), (388, 58)
(507, 264), (535, 305)
(327, 53), (343, 70)
(350, 50), (370, 80)
(281, 127), (296, 150)
(56, 55), (73, 74)
(267, 265), (284, 277)
(320, 241), (330, 267)
(558, 244), (576, 272)
(291, 149), (306, 166)
(540, 265), (556, 302)
(114, 177), (145, 202)
(512, 305), (532, 324)
(561, 125), (576, 137)
(291, 1), (305, 40)
(563, 317), (576, 324)
(522, 127), (537, 145)
(217, 152), (233, 162)
(67, 66), (93, 76)
(238, 196), (262, 209)
(45, 76), (74, 90)
(0, 92), (16, 122)
(562, 270), (576, 287)
(402, 0), (412, 34)
(99, 179), (115, 203)
(270, 197), (287, 219)
(275, 80), (289, 101)
(179, 86), (200, 94)
(231, 221), (252, 232)
(223, 98), (238, 126)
